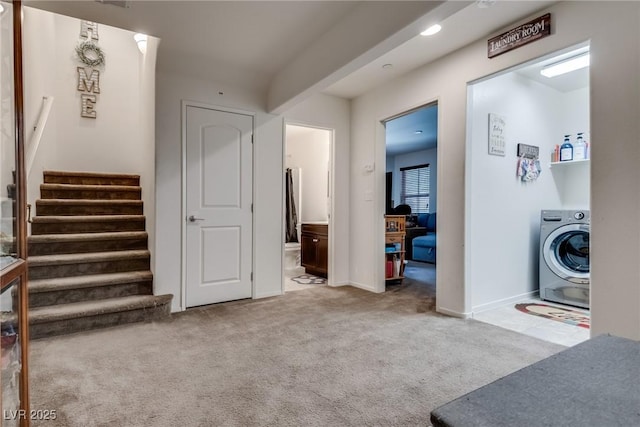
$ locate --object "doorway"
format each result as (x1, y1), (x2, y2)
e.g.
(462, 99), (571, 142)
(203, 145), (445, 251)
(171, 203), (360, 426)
(183, 103), (254, 307)
(283, 124), (332, 292)
(465, 43), (591, 320)
(383, 103), (438, 297)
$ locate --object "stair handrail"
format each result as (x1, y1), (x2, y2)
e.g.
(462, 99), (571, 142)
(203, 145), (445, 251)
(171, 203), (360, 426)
(26, 95), (54, 176)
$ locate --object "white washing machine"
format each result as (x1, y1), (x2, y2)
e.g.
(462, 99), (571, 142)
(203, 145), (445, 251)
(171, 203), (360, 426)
(539, 210), (590, 308)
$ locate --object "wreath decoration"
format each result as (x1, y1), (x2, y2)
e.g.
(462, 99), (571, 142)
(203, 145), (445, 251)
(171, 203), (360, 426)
(76, 41), (105, 67)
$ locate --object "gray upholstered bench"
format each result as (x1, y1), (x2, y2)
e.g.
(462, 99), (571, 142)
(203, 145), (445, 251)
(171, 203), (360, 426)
(430, 334), (640, 427)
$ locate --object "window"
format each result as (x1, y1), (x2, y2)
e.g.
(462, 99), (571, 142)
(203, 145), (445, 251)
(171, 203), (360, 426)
(400, 164), (430, 213)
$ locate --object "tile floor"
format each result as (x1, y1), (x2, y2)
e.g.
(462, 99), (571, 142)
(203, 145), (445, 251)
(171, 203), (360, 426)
(284, 266), (327, 292)
(473, 297), (590, 347)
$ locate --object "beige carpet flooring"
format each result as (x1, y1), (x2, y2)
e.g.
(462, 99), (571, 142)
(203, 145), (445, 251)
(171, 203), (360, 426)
(29, 277), (564, 426)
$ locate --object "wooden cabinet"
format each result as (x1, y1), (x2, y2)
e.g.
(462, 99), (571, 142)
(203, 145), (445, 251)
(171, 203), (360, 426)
(301, 223), (328, 278)
(1, 2), (30, 425)
(385, 215), (405, 283)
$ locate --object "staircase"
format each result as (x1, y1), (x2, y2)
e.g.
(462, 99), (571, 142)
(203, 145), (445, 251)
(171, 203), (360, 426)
(28, 171), (172, 339)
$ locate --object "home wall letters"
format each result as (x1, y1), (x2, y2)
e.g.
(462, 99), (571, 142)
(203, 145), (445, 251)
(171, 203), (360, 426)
(76, 21), (105, 118)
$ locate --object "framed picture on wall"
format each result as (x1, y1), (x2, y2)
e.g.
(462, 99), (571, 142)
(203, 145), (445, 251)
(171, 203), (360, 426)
(488, 113), (506, 156)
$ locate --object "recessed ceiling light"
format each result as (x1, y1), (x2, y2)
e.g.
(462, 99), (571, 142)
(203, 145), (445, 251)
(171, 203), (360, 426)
(382, 63), (394, 70)
(540, 53), (590, 78)
(476, 0), (497, 8)
(414, 130), (423, 134)
(421, 24), (442, 36)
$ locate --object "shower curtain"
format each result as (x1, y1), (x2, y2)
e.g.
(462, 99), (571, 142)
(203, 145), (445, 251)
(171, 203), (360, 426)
(285, 168), (299, 243)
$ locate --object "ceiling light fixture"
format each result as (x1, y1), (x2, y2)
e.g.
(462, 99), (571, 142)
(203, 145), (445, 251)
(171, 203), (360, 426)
(476, 0), (497, 9)
(540, 53), (590, 78)
(134, 33), (147, 54)
(421, 24), (442, 36)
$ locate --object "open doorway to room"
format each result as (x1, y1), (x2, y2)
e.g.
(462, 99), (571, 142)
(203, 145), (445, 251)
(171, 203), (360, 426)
(384, 103), (438, 298)
(283, 124), (333, 292)
(467, 43), (591, 347)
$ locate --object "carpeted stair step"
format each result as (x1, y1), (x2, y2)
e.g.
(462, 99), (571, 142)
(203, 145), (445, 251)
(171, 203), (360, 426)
(28, 250), (150, 280)
(31, 215), (145, 234)
(28, 271), (154, 307)
(28, 231), (148, 256)
(29, 294), (172, 339)
(43, 170), (140, 186)
(40, 183), (141, 200)
(35, 199), (144, 216)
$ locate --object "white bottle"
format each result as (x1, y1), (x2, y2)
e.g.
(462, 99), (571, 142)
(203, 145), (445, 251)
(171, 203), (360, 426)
(573, 133), (587, 160)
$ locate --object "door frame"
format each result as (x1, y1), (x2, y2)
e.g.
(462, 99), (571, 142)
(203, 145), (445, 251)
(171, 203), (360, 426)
(375, 98), (440, 294)
(180, 100), (256, 311)
(282, 120), (336, 291)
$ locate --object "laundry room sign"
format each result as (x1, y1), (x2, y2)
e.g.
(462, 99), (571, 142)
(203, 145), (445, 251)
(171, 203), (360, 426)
(488, 14), (551, 58)
(75, 20), (105, 119)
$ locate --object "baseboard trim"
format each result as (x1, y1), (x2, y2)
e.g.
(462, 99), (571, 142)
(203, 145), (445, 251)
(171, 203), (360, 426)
(436, 306), (471, 319)
(349, 281), (382, 293)
(471, 290), (539, 315)
(328, 280), (348, 288)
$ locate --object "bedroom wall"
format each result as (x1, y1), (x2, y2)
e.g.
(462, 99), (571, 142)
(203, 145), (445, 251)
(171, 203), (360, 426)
(389, 148), (437, 213)
(350, 1), (640, 339)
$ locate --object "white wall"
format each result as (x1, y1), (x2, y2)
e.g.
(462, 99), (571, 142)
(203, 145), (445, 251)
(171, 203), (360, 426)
(389, 148), (437, 213)
(156, 72), (350, 311)
(23, 7), (158, 268)
(467, 72), (572, 310)
(285, 126), (330, 223)
(350, 1), (640, 339)
(0, 4), (14, 200)
(555, 87), (590, 209)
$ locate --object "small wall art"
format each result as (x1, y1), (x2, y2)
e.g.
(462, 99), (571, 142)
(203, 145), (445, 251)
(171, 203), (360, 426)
(488, 113), (506, 156)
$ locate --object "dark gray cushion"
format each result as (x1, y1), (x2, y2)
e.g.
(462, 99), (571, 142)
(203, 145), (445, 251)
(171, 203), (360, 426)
(431, 334), (640, 427)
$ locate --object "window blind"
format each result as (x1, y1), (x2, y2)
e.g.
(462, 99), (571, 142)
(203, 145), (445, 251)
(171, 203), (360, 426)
(400, 163), (430, 213)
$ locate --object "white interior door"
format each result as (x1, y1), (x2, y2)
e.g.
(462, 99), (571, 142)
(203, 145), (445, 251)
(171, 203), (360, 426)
(185, 105), (253, 307)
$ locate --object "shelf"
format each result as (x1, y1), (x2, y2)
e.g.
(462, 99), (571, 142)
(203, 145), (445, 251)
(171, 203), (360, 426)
(550, 158), (590, 168)
(385, 215), (406, 284)
(0, 259), (25, 292)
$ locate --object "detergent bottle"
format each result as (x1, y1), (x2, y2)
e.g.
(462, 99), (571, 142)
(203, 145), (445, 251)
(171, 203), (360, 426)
(560, 135), (573, 162)
(573, 133), (587, 160)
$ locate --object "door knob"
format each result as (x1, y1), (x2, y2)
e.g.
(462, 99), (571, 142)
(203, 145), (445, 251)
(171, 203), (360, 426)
(188, 215), (204, 222)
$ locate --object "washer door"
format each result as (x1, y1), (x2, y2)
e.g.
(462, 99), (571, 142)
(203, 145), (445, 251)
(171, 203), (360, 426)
(542, 223), (589, 284)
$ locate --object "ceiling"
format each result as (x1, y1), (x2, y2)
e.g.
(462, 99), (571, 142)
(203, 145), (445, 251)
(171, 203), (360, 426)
(514, 44), (590, 93)
(25, 0), (558, 106)
(385, 104), (438, 156)
(323, 0), (556, 98)
(384, 41), (589, 157)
